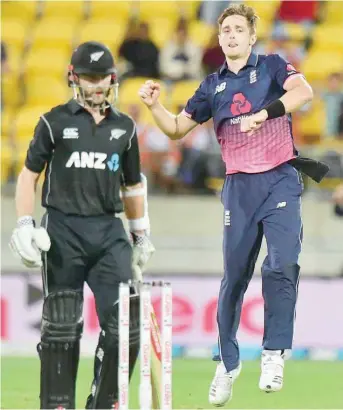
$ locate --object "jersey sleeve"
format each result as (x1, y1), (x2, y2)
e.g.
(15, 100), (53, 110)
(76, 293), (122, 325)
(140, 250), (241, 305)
(269, 54), (304, 90)
(25, 116), (54, 173)
(182, 78), (212, 124)
(121, 127), (141, 186)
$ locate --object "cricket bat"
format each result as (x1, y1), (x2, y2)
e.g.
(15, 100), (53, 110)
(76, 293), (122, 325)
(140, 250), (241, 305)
(133, 266), (162, 409)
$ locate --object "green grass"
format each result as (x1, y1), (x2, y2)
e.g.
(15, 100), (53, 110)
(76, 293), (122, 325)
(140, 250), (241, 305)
(1, 358), (343, 409)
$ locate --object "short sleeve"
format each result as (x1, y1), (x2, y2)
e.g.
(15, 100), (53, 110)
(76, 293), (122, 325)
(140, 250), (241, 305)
(25, 117), (54, 173)
(182, 79), (212, 124)
(269, 54), (304, 90)
(121, 128), (141, 186)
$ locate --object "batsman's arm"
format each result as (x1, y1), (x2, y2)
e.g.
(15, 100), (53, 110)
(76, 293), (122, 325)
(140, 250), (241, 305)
(16, 116), (54, 219)
(121, 128), (150, 236)
(15, 167), (40, 218)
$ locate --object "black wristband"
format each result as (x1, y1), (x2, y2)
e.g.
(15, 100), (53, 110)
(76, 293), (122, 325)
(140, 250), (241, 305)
(264, 100), (286, 120)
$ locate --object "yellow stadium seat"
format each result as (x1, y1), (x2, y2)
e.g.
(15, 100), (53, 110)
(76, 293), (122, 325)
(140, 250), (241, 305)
(40, 0), (85, 22)
(324, 2), (343, 25)
(255, 18), (272, 40)
(244, 1), (280, 23)
(89, 1), (133, 21)
(1, 1), (38, 23)
(312, 25), (343, 53)
(189, 21), (216, 48)
(149, 18), (176, 49)
(1, 142), (13, 184)
(179, 1), (201, 20)
(298, 99), (325, 139)
(1, 110), (15, 139)
(170, 80), (200, 112)
(76, 19), (126, 52)
(29, 18), (76, 53)
(25, 76), (69, 107)
(301, 51), (343, 83)
(24, 48), (69, 80)
(137, 1), (181, 22)
(1, 18), (29, 52)
(14, 105), (53, 144)
(4, 44), (23, 75)
(2, 73), (21, 109)
(118, 77), (167, 106)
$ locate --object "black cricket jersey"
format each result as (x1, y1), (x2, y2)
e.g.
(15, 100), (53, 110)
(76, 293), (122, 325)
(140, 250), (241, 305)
(25, 99), (141, 216)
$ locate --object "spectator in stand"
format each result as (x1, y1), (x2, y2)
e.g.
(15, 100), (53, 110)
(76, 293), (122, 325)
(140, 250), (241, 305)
(274, 0), (322, 30)
(202, 31), (225, 76)
(127, 103), (181, 193)
(322, 73), (343, 140)
(159, 19), (203, 82)
(118, 21), (160, 79)
(265, 33), (306, 68)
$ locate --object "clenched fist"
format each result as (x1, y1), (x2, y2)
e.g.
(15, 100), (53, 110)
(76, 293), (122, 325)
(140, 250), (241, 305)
(138, 80), (161, 107)
(240, 110), (268, 136)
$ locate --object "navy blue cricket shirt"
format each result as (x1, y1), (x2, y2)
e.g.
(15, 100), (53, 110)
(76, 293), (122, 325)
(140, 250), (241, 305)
(182, 52), (304, 174)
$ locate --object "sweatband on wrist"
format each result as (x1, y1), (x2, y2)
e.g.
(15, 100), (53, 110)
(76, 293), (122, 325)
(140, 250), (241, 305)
(128, 217), (149, 232)
(17, 215), (34, 227)
(121, 187), (145, 197)
(264, 100), (286, 119)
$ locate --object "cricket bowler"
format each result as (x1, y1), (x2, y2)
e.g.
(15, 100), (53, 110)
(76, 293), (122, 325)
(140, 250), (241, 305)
(139, 4), (328, 406)
(10, 41), (155, 409)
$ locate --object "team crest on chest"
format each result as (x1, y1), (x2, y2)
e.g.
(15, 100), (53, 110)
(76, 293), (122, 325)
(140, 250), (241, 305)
(250, 70), (257, 84)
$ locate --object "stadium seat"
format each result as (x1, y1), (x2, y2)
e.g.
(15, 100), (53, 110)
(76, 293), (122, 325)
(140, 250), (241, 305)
(1, 110), (15, 139)
(178, 1), (201, 20)
(324, 2), (343, 24)
(1, 141), (13, 184)
(311, 25), (343, 53)
(170, 80), (201, 112)
(76, 18), (126, 52)
(24, 48), (70, 81)
(298, 99), (325, 141)
(14, 105), (54, 144)
(137, 2), (181, 22)
(25, 76), (69, 107)
(89, 1), (133, 21)
(189, 20), (216, 49)
(40, 0), (86, 22)
(118, 77), (167, 106)
(301, 51), (343, 83)
(244, 1), (280, 23)
(1, 18), (29, 53)
(2, 73), (21, 110)
(149, 18), (176, 49)
(29, 18), (76, 53)
(1, 1), (38, 23)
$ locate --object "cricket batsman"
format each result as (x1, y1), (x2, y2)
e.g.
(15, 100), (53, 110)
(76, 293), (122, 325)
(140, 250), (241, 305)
(139, 4), (328, 406)
(10, 41), (155, 409)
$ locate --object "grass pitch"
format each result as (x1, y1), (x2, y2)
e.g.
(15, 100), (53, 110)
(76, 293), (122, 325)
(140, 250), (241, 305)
(1, 357), (343, 409)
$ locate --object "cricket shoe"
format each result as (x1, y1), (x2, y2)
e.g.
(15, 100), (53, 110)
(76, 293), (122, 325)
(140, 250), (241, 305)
(259, 349), (285, 393)
(208, 361), (242, 406)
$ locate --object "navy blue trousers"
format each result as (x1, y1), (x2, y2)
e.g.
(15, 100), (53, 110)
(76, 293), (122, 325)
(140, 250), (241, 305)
(218, 163), (303, 372)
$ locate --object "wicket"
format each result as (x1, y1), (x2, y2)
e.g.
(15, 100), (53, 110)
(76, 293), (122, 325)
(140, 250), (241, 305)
(118, 281), (173, 410)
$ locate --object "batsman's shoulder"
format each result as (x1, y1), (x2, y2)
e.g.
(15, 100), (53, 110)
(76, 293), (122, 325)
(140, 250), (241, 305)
(113, 109), (137, 138)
